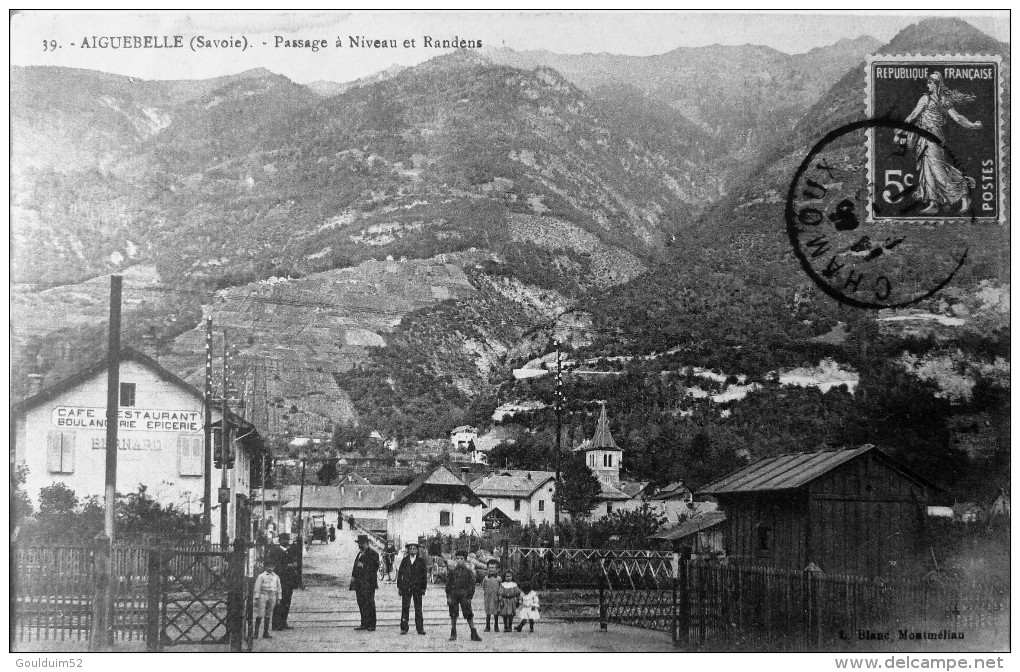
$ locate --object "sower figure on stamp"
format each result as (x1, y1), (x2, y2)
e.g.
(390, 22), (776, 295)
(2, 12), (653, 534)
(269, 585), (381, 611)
(350, 534), (379, 631)
(270, 533), (297, 630)
(445, 549), (482, 641)
(396, 541), (428, 635)
(896, 71), (983, 214)
(253, 560), (282, 639)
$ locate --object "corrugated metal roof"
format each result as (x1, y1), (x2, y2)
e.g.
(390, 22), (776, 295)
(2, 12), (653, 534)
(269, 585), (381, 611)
(697, 445), (876, 494)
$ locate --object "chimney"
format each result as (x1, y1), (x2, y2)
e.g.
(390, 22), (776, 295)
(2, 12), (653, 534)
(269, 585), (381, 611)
(27, 372), (44, 396)
(390, 490), (395, 501)
(526, 472), (532, 481)
(461, 466), (471, 484)
(358, 489), (364, 500)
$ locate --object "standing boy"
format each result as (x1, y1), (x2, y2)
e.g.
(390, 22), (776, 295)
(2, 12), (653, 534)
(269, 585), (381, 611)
(481, 559), (502, 632)
(396, 541), (428, 635)
(253, 560), (282, 639)
(445, 549), (482, 642)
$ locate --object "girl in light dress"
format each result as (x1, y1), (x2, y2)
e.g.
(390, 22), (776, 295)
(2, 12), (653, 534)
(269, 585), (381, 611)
(514, 581), (540, 632)
(496, 569), (522, 632)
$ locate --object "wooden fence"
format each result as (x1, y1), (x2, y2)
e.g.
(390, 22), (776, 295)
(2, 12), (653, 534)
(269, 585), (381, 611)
(598, 557), (1010, 651)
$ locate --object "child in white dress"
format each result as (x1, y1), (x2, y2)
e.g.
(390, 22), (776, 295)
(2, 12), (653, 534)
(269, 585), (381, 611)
(514, 581), (540, 632)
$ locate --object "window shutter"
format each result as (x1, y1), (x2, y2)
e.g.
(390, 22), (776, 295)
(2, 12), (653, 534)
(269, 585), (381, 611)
(62, 434), (75, 473)
(179, 436), (203, 476)
(47, 432), (61, 472)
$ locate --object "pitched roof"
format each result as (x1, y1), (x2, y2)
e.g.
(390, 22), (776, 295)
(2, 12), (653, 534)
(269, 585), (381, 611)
(597, 480), (632, 501)
(648, 481), (692, 501)
(649, 512), (727, 541)
(11, 346), (255, 433)
(573, 402), (620, 452)
(697, 445), (938, 495)
(472, 470), (556, 498)
(385, 465), (484, 509)
(617, 480), (650, 499)
(482, 507), (515, 523)
(339, 484), (404, 509)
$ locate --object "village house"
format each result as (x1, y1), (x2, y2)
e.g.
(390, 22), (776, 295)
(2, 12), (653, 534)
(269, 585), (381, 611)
(648, 511), (727, 558)
(11, 347), (267, 543)
(646, 481), (694, 521)
(471, 469), (556, 527)
(450, 425), (478, 451)
(697, 445), (939, 577)
(383, 465), (485, 547)
(338, 483), (405, 536)
(573, 403), (651, 518)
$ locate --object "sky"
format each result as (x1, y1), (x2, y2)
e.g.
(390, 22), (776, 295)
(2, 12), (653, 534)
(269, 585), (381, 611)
(10, 10), (1010, 85)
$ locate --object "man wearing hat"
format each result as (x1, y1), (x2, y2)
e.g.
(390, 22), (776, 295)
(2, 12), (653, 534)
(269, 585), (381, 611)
(350, 534), (380, 631)
(270, 533), (298, 630)
(396, 541), (428, 635)
(445, 549), (482, 641)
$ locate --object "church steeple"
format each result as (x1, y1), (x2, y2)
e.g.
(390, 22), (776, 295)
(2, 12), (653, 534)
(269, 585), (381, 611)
(576, 402), (623, 485)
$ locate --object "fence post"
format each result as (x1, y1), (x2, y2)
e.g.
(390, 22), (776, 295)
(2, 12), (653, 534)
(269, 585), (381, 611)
(146, 550), (162, 652)
(671, 552), (680, 647)
(676, 553), (690, 648)
(90, 535), (112, 651)
(598, 556), (608, 631)
(501, 541), (510, 574)
(804, 563), (823, 649)
(228, 543), (246, 652)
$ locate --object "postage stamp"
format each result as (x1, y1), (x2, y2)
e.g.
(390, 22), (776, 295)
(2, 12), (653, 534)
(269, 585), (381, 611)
(865, 54), (1004, 224)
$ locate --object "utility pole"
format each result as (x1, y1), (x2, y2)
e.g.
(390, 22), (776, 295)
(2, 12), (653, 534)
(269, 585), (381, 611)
(297, 457), (306, 589)
(220, 331), (230, 546)
(92, 274), (121, 650)
(554, 339), (563, 549)
(203, 317), (213, 543)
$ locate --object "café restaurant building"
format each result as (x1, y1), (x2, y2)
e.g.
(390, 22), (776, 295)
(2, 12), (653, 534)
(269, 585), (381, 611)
(11, 347), (265, 541)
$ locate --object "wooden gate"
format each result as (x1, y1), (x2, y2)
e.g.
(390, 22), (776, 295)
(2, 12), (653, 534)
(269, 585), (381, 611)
(146, 544), (251, 651)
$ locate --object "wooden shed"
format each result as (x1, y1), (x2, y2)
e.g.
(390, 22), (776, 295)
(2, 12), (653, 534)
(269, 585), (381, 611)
(697, 445), (938, 578)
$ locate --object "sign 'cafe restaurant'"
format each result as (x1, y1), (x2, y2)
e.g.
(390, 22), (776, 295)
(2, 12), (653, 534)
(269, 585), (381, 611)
(12, 348), (266, 541)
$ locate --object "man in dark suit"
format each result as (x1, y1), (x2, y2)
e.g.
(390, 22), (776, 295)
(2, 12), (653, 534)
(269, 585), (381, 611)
(396, 542), (428, 635)
(350, 534), (379, 631)
(270, 533), (298, 630)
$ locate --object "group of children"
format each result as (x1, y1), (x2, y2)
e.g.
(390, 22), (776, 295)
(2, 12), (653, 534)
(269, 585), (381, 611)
(480, 558), (540, 633)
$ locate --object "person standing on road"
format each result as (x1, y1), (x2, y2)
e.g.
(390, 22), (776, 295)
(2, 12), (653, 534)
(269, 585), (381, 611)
(497, 569), (522, 633)
(445, 549), (482, 642)
(253, 560), (282, 639)
(396, 542), (428, 635)
(481, 560), (502, 632)
(350, 534), (380, 631)
(271, 533), (297, 630)
(383, 542), (397, 582)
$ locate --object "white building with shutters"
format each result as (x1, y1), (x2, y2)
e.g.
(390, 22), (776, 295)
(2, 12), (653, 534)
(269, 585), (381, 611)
(11, 347), (265, 542)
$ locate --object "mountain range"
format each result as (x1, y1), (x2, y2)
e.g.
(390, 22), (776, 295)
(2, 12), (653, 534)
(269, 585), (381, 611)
(10, 19), (1010, 498)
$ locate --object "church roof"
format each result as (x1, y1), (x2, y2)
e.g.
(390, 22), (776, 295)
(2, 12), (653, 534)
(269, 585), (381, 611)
(573, 402), (620, 452)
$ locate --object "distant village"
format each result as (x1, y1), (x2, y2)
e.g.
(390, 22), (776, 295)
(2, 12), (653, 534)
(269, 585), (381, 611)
(12, 346), (1009, 580)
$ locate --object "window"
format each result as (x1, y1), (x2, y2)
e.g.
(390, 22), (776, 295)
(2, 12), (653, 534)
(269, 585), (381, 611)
(178, 436), (204, 477)
(119, 382), (136, 407)
(465, 517), (472, 524)
(538, 500), (545, 512)
(514, 499), (521, 512)
(606, 502), (613, 514)
(47, 432), (75, 474)
(439, 511), (451, 526)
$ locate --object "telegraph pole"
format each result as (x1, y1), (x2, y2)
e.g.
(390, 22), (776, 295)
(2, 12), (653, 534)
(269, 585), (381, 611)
(103, 275), (122, 542)
(554, 339), (563, 549)
(92, 274), (121, 650)
(203, 318), (213, 542)
(220, 331), (230, 546)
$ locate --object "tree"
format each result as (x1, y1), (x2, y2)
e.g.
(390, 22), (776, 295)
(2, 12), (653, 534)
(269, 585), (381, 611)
(555, 453), (602, 520)
(316, 459), (339, 485)
(591, 503), (668, 548)
(487, 430), (552, 471)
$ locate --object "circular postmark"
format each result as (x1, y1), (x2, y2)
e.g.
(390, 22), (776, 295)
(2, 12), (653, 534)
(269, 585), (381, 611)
(786, 118), (971, 309)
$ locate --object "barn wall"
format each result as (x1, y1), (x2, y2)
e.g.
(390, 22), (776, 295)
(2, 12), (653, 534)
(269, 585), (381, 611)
(719, 492), (807, 570)
(809, 453), (929, 577)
